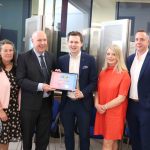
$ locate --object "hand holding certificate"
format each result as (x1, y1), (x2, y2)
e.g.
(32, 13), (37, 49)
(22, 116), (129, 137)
(50, 71), (78, 91)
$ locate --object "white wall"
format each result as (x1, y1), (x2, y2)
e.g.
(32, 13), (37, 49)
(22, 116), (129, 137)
(91, 0), (116, 26)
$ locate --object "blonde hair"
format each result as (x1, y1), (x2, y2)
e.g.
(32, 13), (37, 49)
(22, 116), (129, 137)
(103, 44), (127, 72)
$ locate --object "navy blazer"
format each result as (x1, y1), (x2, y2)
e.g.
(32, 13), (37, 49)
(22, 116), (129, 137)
(16, 49), (56, 110)
(127, 51), (150, 109)
(58, 52), (97, 111)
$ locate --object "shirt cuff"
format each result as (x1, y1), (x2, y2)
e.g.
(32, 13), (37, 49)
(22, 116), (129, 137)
(38, 83), (43, 91)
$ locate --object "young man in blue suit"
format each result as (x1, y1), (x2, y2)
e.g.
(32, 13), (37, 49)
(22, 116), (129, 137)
(58, 31), (97, 150)
(17, 31), (56, 150)
(127, 30), (150, 150)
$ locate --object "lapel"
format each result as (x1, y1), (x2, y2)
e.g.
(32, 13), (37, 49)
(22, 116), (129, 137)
(65, 54), (70, 72)
(79, 52), (85, 77)
(44, 52), (51, 75)
(139, 51), (150, 80)
(30, 50), (43, 76)
(128, 54), (135, 71)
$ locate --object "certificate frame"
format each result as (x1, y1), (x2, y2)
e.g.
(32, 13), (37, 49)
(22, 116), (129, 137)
(50, 71), (78, 91)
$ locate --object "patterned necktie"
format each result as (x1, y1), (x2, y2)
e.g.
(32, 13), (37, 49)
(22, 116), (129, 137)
(39, 55), (49, 83)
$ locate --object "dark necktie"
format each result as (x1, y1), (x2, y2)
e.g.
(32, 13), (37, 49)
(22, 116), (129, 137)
(39, 55), (49, 83)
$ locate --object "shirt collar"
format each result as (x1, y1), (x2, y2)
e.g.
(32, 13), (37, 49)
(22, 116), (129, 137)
(33, 49), (44, 57)
(69, 51), (81, 59)
(135, 49), (148, 60)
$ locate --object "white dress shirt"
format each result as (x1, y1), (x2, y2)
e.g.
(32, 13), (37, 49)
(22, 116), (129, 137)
(33, 49), (49, 98)
(129, 50), (148, 101)
(67, 51), (81, 99)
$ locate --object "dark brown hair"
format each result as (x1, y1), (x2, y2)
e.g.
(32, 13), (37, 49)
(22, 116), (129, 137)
(67, 31), (83, 43)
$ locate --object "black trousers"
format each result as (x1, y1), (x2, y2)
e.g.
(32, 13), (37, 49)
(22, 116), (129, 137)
(21, 98), (51, 150)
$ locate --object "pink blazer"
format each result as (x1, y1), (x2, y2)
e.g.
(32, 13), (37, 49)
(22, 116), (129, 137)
(0, 70), (10, 109)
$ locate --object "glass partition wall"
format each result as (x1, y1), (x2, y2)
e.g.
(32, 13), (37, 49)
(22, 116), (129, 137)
(31, 0), (93, 56)
(30, 0), (150, 59)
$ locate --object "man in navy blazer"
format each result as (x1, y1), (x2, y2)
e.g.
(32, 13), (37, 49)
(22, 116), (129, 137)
(58, 31), (97, 150)
(16, 31), (56, 150)
(127, 30), (150, 150)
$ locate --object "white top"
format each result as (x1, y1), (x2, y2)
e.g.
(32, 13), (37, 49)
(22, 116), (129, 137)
(129, 50), (148, 100)
(67, 51), (81, 99)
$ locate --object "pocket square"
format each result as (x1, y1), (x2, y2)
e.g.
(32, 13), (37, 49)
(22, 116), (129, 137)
(82, 65), (88, 69)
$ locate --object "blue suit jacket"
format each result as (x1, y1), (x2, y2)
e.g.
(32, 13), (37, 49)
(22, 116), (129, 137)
(58, 52), (97, 111)
(127, 51), (150, 109)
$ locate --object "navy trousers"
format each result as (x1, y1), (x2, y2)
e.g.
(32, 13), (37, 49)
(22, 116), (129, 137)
(60, 98), (90, 150)
(127, 99), (150, 150)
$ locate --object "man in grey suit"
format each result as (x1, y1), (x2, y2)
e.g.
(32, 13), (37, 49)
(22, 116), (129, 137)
(16, 31), (56, 150)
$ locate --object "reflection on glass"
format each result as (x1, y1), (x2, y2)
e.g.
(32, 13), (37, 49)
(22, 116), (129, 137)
(66, 2), (89, 34)
(67, 1), (92, 51)
(54, 0), (62, 31)
(89, 28), (101, 59)
(45, 0), (62, 31)
(45, 0), (54, 28)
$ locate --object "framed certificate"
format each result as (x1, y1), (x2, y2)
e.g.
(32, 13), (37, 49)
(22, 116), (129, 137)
(50, 71), (78, 91)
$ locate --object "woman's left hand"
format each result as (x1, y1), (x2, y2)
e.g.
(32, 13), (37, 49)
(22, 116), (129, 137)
(95, 104), (106, 114)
